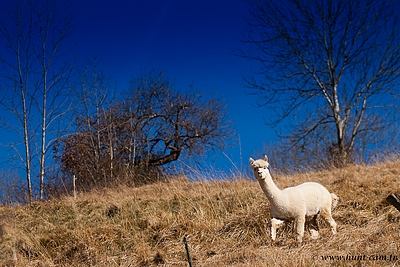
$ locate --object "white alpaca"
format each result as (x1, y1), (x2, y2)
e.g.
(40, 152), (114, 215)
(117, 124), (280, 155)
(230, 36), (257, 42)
(250, 155), (338, 243)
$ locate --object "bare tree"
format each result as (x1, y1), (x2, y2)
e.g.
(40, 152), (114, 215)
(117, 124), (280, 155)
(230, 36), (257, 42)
(0, 0), (74, 202)
(126, 71), (233, 167)
(241, 0), (400, 166)
(56, 70), (234, 190)
(66, 59), (115, 186)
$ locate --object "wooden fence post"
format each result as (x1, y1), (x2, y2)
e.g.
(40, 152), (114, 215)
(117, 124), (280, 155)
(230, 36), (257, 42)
(183, 236), (193, 267)
(73, 175), (76, 200)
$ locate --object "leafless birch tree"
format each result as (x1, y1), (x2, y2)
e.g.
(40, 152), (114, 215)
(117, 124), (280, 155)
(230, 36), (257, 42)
(0, 0), (74, 202)
(241, 0), (400, 166)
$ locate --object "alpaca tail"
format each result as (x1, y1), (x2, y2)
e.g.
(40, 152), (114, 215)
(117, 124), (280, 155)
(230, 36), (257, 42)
(331, 193), (339, 210)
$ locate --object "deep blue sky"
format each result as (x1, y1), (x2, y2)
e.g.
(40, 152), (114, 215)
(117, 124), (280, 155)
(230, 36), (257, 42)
(0, 0), (277, 175)
(68, 0), (276, 172)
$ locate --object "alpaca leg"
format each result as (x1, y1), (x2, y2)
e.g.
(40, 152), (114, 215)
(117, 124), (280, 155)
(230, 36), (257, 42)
(328, 216), (337, 234)
(271, 218), (284, 241)
(295, 217), (305, 243)
(321, 209), (337, 234)
(309, 215), (319, 239)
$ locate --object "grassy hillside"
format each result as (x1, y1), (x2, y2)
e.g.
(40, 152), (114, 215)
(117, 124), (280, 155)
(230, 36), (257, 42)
(0, 161), (399, 267)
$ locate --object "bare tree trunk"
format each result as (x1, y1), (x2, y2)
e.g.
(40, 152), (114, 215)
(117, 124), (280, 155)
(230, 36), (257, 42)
(22, 88), (33, 204)
(39, 77), (47, 200)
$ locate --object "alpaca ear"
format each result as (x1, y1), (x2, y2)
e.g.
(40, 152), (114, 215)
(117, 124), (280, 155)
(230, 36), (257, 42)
(249, 157), (254, 164)
(264, 155), (268, 162)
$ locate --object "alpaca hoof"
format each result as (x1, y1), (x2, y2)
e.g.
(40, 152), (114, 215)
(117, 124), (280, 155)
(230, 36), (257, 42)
(310, 229), (319, 239)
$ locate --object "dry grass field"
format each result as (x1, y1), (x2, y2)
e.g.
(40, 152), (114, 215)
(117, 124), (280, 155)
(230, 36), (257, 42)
(0, 160), (399, 266)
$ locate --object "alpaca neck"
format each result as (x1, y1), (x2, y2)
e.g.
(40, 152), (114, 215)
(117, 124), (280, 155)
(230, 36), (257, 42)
(257, 171), (284, 202)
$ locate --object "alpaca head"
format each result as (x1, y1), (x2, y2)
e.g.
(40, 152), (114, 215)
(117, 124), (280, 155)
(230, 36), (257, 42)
(249, 155), (270, 180)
